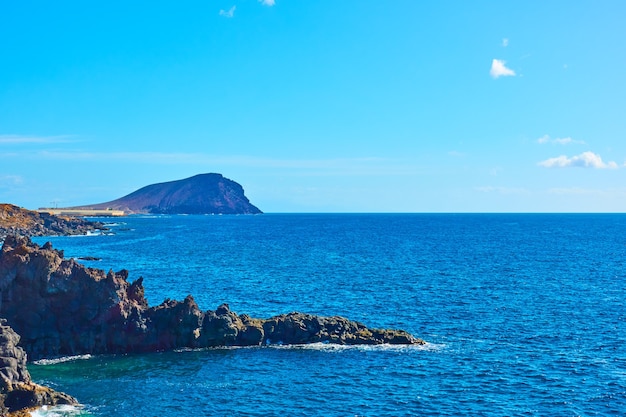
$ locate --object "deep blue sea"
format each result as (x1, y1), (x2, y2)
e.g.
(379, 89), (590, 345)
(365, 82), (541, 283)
(29, 214), (626, 416)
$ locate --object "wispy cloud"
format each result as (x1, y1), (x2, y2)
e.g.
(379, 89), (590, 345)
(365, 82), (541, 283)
(448, 150), (465, 158)
(489, 167), (502, 176)
(219, 6), (236, 18)
(538, 151), (618, 169)
(259, 0), (275, 6)
(548, 187), (604, 195)
(490, 59), (515, 78)
(33, 151), (352, 165)
(502, 38), (509, 47)
(0, 134), (75, 144)
(475, 186), (529, 195)
(6, 149), (426, 177)
(537, 135), (585, 145)
(0, 175), (24, 188)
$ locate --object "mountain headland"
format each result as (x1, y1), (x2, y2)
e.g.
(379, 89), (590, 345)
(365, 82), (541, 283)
(70, 173), (262, 215)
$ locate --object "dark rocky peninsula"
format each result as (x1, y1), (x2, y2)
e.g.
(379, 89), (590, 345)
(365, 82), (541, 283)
(0, 204), (106, 241)
(0, 235), (422, 361)
(0, 235), (423, 414)
(70, 173), (262, 215)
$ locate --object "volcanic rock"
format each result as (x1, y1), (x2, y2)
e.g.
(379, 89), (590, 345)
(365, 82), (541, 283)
(0, 236), (423, 361)
(0, 204), (106, 241)
(0, 319), (77, 415)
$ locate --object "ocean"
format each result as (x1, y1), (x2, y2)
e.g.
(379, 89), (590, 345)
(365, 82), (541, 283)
(29, 214), (626, 416)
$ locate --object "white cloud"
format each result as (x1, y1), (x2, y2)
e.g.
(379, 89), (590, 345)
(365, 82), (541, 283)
(537, 135), (585, 145)
(489, 167), (502, 176)
(475, 186), (529, 195)
(502, 38), (509, 47)
(0, 175), (23, 187)
(547, 187), (604, 196)
(538, 151), (618, 169)
(259, 0), (275, 6)
(219, 6), (236, 18)
(0, 134), (75, 144)
(490, 59), (515, 78)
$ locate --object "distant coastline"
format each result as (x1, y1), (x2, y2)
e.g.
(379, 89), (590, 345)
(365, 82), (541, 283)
(0, 203), (107, 241)
(37, 208), (125, 217)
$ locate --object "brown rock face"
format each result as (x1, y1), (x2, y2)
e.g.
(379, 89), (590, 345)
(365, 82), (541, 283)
(0, 319), (77, 415)
(0, 204), (105, 241)
(0, 235), (423, 362)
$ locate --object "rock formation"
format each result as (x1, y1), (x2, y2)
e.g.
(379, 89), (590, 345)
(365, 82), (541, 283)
(0, 319), (77, 415)
(0, 204), (106, 241)
(0, 235), (423, 361)
(70, 173), (262, 215)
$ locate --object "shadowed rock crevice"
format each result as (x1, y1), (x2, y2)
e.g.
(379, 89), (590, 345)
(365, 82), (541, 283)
(0, 319), (77, 415)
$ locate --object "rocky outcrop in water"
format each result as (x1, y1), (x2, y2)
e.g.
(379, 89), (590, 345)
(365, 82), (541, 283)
(0, 319), (77, 415)
(0, 235), (423, 361)
(0, 204), (106, 241)
(71, 173), (262, 215)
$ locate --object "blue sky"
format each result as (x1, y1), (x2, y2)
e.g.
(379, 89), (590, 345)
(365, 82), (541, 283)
(1, 1), (625, 212)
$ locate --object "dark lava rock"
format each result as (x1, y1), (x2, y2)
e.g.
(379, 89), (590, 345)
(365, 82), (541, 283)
(0, 319), (77, 415)
(0, 235), (423, 361)
(0, 204), (106, 241)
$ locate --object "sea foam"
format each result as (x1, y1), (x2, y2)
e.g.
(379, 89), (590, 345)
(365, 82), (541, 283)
(30, 404), (87, 417)
(267, 341), (445, 352)
(33, 354), (92, 366)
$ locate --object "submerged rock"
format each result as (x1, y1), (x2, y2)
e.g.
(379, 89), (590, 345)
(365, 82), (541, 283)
(0, 235), (423, 361)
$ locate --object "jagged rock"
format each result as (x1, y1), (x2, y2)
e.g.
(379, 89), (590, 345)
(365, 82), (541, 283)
(0, 235), (424, 362)
(0, 203), (106, 241)
(0, 319), (77, 415)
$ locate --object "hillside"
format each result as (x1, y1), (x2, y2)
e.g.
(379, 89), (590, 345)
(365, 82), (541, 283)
(73, 173), (262, 215)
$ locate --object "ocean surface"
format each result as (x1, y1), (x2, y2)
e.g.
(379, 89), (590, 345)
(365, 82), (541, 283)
(29, 214), (626, 416)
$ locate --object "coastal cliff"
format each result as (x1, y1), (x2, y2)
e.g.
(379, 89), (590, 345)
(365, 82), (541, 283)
(0, 235), (422, 361)
(0, 204), (106, 241)
(72, 173), (262, 215)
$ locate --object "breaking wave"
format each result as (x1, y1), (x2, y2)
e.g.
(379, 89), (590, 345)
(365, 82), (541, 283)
(33, 354), (92, 366)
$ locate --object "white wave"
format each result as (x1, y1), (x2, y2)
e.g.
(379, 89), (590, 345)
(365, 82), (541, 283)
(266, 341), (445, 352)
(174, 342), (444, 353)
(33, 354), (92, 366)
(67, 231), (102, 238)
(30, 404), (87, 417)
(101, 222), (126, 227)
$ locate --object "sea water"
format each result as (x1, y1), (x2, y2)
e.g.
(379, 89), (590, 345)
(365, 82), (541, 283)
(29, 214), (626, 416)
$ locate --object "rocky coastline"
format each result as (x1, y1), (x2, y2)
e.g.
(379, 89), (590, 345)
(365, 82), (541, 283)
(0, 204), (107, 241)
(0, 235), (423, 414)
